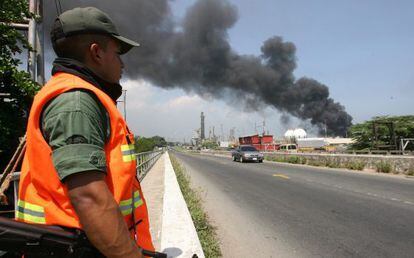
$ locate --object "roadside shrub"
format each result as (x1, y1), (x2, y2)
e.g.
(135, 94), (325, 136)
(345, 160), (366, 170)
(406, 165), (414, 176)
(308, 159), (322, 167)
(300, 157), (307, 164)
(266, 155), (308, 165)
(287, 156), (301, 164)
(376, 161), (392, 173)
(323, 159), (339, 168)
(273, 156), (286, 162)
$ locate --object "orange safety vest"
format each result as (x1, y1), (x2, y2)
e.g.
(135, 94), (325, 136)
(16, 72), (154, 251)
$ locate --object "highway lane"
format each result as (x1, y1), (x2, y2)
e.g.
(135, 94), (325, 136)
(171, 151), (414, 258)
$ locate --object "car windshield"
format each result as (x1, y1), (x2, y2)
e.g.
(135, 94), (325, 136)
(241, 146), (257, 151)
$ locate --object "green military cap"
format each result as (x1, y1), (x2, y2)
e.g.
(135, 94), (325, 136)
(51, 7), (139, 54)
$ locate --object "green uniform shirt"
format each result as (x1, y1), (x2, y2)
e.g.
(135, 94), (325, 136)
(41, 90), (110, 181)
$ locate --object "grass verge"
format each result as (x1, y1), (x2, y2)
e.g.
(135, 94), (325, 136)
(169, 154), (222, 258)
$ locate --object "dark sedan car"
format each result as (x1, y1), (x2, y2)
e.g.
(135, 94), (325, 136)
(232, 145), (264, 163)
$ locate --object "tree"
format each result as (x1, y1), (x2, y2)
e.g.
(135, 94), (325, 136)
(0, 0), (40, 169)
(134, 136), (167, 153)
(348, 116), (414, 150)
(151, 136), (167, 148)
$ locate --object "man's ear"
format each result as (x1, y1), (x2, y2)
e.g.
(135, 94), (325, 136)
(89, 43), (103, 64)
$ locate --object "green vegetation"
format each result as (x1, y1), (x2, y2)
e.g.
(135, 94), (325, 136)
(266, 155), (369, 171)
(170, 155), (222, 258)
(345, 160), (366, 170)
(286, 156), (301, 164)
(265, 155), (284, 163)
(172, 146), (186, 152)
(134, 136), (167, 153)
(375, 161), (392, 173)
(307, 159), (322, 167)
(0, 0), (40, 169)
(324, 159), (341, 168)
(201, 140), (219, 150)
(348, 116), (414, 150)
(265, 154), (406, 174)
(406, 166), (414, 176)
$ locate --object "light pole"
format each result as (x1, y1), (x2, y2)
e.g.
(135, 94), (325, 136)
(117, 89), (127, 121)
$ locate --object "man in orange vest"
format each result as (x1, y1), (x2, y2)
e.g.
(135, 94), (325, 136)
(16, 7), (154, 257)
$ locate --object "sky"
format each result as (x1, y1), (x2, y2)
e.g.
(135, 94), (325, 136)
(40, 0), (414, 142)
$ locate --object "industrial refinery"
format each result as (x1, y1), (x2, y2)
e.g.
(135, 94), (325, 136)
(189, 112), (354, 152)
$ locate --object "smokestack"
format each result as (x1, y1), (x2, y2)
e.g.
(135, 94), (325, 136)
(43, 0), (352, 136)
(200, 112), (205, 140)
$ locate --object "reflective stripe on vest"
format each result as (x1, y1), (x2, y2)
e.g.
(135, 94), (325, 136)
(15, 200), (46, 224)
(119, 190), (144, 216)
(121, 144), (136, 162)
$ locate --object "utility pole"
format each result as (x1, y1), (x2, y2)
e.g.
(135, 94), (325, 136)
(36, 0), (45, 85)
(28, 0), (37, 79)
(200, 112), (205, 140)
(263, 120), (266, 136)
(3, 0), (44, 83)
(28, 0), (44, 84)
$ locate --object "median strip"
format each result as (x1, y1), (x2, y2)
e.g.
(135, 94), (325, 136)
(169, 154), (222, 258)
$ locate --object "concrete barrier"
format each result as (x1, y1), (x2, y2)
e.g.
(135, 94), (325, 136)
(160, 152), (205, 258)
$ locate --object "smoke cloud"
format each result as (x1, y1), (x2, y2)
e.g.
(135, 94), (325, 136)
(44, 0), (352, 136)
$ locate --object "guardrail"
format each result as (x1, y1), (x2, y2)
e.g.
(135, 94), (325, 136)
(6, 150), (164, 212)
(136, 150), (164, 180)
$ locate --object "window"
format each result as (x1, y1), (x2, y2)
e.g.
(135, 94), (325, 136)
(241, 146), (257, 151)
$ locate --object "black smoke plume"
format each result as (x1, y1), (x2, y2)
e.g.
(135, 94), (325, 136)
(44, 0), (352, 136)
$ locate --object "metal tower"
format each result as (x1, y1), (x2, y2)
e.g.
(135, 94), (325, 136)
(200, 112), (205, 140)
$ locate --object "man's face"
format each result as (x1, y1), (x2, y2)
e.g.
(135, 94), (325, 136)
(97, 38), (124, 84)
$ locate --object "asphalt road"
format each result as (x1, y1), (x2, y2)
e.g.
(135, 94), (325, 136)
(171, 151), (414, 258)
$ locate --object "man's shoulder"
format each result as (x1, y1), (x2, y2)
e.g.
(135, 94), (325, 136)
(42, 89), (106, 119)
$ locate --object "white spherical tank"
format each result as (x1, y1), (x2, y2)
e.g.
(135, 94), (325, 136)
(284, 129), (295, 138)
(293, 128), (307, 139)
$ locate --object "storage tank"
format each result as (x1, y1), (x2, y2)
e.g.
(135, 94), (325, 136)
(293, 128), (307, 139)
(284, 129), (295, 139)
(284, 128), (307, 140)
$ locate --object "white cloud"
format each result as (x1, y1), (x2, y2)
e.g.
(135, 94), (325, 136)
(165, 95), (203, 109)
(121, 78), (154, 110)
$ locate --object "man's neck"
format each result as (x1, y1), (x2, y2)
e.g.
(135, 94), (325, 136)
(52, 58), (123, 102)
